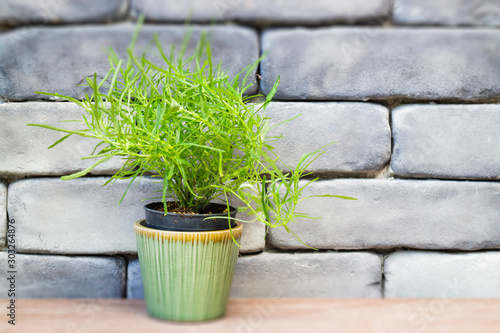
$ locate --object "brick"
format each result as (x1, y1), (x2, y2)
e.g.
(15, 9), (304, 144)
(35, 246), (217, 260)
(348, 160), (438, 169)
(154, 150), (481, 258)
(261, 28), (500, 101)
(231, 252), (381, 298)
(8, 177), (162, 254)
(0, 102), (122, 177)
(128, 252), (382, 299)
(0, 0), (127, 26)
(0, 24), (258, 101)
(0, 252), (126, 298)
(394, 0), (500, 26)
(8, 177), (266, 254)
(265, 102), (390, 173)
(131, 0), (390, 25)
(385, 251), (500, 298)
(268, 179), (500, 250)
(392, 104), (500, 180)
(236, 222), (265, 254)
(0, 180), (6, 247)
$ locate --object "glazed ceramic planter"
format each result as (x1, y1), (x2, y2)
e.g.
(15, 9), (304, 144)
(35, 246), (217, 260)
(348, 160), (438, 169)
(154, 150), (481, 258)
(134, 219), (243, 321)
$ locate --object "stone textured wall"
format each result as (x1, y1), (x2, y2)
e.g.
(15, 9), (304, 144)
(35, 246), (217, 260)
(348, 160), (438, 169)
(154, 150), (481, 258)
(0, 0), (499, 299)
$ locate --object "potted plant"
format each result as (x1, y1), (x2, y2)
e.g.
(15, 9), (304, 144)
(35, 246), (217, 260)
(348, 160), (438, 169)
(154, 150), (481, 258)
(29, 22), (355, 321)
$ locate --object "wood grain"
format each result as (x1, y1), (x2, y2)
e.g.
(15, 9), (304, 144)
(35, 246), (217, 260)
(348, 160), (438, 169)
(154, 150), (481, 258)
(2, 298), (500, 333)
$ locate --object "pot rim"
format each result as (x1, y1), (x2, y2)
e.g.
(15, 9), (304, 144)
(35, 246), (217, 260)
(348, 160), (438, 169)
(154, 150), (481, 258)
(144, 201), (238, 219)
(134, 219), (243, 235)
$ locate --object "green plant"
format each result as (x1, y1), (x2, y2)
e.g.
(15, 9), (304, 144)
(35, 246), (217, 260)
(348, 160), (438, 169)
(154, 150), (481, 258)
(28, 22), (355, 247)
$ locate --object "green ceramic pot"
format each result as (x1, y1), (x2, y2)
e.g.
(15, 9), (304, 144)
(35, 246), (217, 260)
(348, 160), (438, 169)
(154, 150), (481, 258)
(134, 219), (243, 322)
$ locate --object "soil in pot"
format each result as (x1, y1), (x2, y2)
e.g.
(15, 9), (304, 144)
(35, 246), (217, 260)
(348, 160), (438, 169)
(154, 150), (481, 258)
(144, 202), (238, 232)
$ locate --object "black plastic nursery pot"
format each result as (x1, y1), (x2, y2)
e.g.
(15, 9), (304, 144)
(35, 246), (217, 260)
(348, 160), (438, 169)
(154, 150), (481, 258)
(135, 201), (242, 322)
(143, 202), (238, 231)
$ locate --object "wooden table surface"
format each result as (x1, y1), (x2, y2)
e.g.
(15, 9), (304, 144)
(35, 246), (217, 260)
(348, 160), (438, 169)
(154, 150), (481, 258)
(2, 298), (500, 333)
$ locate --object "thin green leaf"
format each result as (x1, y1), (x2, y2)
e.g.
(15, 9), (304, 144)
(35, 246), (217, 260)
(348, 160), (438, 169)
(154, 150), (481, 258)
(48, 133), (72, 149)
(61, 156), (112, 180)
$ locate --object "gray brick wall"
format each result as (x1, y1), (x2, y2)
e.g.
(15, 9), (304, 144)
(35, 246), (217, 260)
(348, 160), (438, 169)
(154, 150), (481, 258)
(0, 1), (499, 299)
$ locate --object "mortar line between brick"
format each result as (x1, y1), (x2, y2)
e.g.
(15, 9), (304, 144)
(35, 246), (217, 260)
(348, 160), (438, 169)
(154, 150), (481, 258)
(387, 101), (396, 178)
(123, 0), (132, 21)
(256, 27), (264, 96)
(380, 253), (388, 299)
(2, 98), (500, 105)
(2, 16), (500, 31)
(122, 254), (128, 298)
(266, 98), (500, 105)
(391, 176), (500, 183)
(6, 174), (500, 186)
(387, 0), (395, 26)
(6, 249), (500, 256)
(2, 178), (8, 250)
